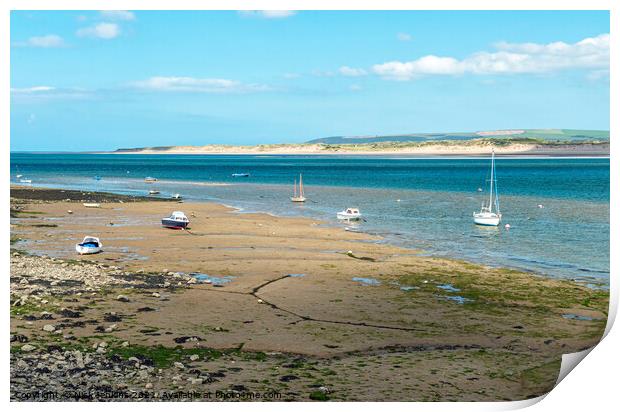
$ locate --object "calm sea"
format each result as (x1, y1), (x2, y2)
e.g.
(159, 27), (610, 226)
(10, 153), (610, 286)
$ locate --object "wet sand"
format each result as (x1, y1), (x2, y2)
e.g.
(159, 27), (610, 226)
(10, 188), (608, 401)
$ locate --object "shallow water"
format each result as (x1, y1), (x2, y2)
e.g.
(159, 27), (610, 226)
(11, 153), (609, 285)
(562, 314), (596, 321)
(190, 273), (235, 285)
(436, 295), (473, 305)
(352, 277), (381, 286)
(436, 284), (461, 292)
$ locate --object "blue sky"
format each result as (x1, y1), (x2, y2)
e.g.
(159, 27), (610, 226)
(10, 10), (610, 151)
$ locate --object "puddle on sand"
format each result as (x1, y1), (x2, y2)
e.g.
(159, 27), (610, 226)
(400, 286), (419, 292)
(352, 277), (381, 286)
(436, 284), (461, 292)
(562, 314), (596, 321)
(190, 273), (235, 285)
(435, 294), (473, 305)
(288, 273), (306, 278)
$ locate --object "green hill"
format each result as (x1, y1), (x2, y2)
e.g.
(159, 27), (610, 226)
(307, 129), (609, 145)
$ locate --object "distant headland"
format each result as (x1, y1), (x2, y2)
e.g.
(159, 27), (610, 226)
(112, 129), (610, 156)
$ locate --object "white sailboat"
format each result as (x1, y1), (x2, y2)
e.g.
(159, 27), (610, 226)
(473, 149), (502, 226)
(291, 174), (306, 203)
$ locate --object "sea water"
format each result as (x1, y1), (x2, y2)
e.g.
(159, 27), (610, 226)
(10, 153), (609, 286)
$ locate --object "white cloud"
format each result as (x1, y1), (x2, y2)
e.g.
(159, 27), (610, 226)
(397, 32), (412, 42)
(339, 66), (367, 77)
(372, 33), (609, 81)
(586, 69), (609, 81)
(11, 86), (56, 94)
(131, 77), (271, 93)
(11, 86), (92, 101)
(23, 34), (65, 48)
(283, 73), (301, 79)
(238, 10), (296, 19)
(311, 69), (335, 77)
(100, 10), (135, 21)
(77, 23), (120, 39)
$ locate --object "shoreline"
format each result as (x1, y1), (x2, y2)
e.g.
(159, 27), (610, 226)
(104, 142), (610, 157)
(13, 151), (611, 159)
(10, 184), (610, 288)
(10, 187), (609, 401)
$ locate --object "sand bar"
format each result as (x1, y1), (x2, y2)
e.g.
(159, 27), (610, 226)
(10, 187), (608, 401)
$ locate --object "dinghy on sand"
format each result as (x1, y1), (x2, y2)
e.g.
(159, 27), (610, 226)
(75, 236), (102, 255)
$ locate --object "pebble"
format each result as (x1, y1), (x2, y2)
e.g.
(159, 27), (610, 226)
(116, 295), (130, 302)
(21, 344), (36, 352)
(189, 354), (199, 361)
(42, 324), (56, 332)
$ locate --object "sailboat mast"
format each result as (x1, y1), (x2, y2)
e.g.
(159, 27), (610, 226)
(488, 150), (495, 211)
(299, 174), (304, 197)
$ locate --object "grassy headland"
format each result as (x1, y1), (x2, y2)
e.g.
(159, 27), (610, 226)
(113, 129), (609, 156)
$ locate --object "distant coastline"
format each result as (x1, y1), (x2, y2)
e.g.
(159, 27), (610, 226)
(109, 140), (610, 157)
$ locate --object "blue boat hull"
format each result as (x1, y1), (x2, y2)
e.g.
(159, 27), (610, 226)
(161, 218), (189, 229)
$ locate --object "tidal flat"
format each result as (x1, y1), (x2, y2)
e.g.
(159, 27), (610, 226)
(10, 188), (608, 401)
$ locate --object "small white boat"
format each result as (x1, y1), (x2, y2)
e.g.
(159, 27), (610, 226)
(232, 173), (250, 177)
(145, 177), (158, 183)
(473, 150), (502, 226)
(83, 203), (101, 208)
(291, 174), (306, 203)
(148, 190), (160, 195)
(337, 208), (362, 221)
(75, 236), (102, 255)
(172, 193), (182, 200)
(16, 174), (23, 178)
(19, 179), (32, 184)
(161, 211), (190, 229)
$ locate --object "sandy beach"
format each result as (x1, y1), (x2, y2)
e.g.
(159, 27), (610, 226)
(10, 187), (608, 401)
(111, 142), (610, 157)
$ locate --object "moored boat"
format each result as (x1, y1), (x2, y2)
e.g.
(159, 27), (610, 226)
(145, 177), (158, 183)
(83, 203), (101, 208)
(161, 211), (190, 229)
(473, 149), (502, 226)
(231, 173), (250, 177)
(337, 208), (362, 221)
(75, 236), (102, 255)
(148, 190), (160, 195)
(19, 179), (32, 184)
(172, 193), (182, 200)
(291, 174), (306, 203)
